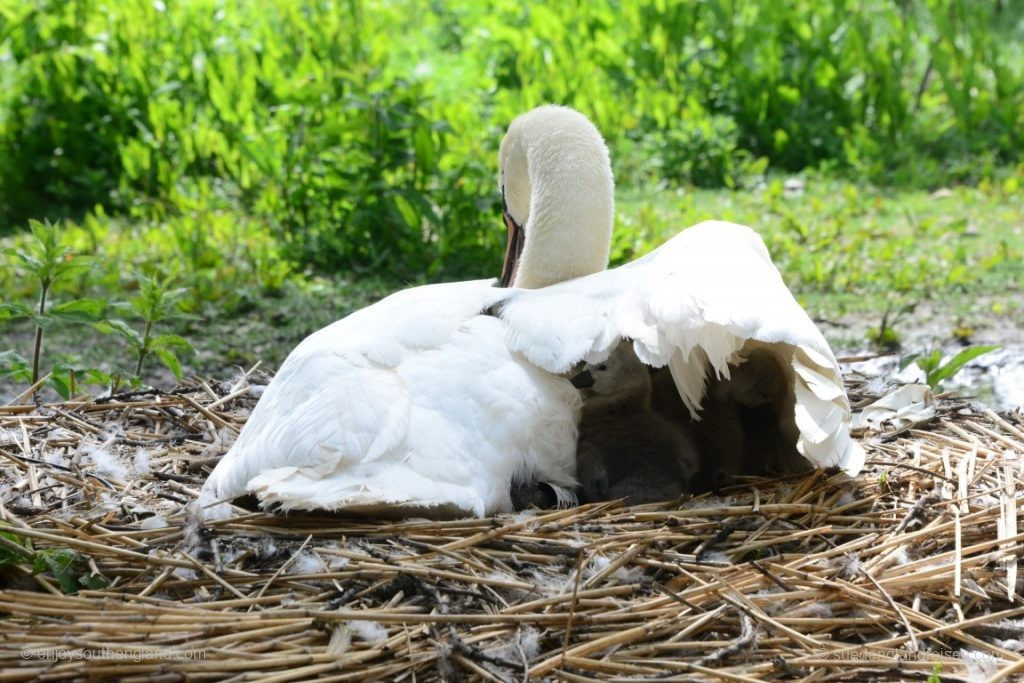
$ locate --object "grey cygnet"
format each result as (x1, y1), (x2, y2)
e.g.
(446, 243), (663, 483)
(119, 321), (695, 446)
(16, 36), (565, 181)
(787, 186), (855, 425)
(572, 343), (700, 505)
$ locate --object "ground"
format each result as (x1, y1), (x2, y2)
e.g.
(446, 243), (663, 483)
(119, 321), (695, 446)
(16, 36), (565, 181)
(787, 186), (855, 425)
(1, 376), (1022, 680)
(1, 182), (1022, 681)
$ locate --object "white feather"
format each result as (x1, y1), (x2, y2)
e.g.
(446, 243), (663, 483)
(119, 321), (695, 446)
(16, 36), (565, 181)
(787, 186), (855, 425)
(347, 621), (389, 646)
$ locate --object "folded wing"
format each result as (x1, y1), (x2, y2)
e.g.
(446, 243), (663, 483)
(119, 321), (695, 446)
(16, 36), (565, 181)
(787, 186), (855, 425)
(202, 279), (580, 517)
(499, 221), (864, 475)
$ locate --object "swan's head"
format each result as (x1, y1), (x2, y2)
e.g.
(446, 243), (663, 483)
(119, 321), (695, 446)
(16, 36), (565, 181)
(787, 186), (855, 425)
(498, 105), (614, 289)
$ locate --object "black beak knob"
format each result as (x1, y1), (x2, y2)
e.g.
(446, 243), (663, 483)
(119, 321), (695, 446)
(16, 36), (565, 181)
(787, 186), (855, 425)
(570, 369), (594, 389)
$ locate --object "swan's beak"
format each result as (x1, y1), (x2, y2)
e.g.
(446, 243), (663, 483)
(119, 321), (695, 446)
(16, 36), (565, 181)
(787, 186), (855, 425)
(499, 190), (524, 288)
(570, 369), (594, 389)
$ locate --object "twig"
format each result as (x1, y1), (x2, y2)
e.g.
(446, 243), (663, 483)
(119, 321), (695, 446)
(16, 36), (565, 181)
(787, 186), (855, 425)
(695, 609), (757, 666)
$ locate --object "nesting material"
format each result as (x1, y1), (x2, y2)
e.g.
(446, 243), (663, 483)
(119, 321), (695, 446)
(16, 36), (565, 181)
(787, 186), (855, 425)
(0, 373), (1022, 682)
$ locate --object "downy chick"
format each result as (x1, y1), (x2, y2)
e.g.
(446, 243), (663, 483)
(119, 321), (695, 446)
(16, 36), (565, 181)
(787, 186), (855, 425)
(571, 343), (699, 504)
(651, 345), (803, 492)
(712, 346), (805, 476)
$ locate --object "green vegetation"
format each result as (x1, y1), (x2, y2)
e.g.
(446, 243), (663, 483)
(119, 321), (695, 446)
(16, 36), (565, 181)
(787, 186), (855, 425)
(1, 525), (107, 593)
(94, 272), (193, 380)
(902, 345), (1001, 391)
(0, 220), (195, 397)
(1, 0), (1022, 391)
(1, 220), (95, 383)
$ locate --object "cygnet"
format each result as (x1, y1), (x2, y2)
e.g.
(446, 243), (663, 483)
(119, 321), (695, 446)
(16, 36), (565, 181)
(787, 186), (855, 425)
(650, 345), (805, 492)
(571, 342), (700, 504)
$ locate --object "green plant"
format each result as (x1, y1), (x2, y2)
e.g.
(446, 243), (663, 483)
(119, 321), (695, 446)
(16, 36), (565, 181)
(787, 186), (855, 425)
(3, 0), (1022, 281)
(0, 526), (34, 568)
(0, 219), (102, 384)
(927, 661), (942, 683)
(46, 362), (115, 401)
(866, 303), (917, 351)
(94, 272), (192, 381)
(0, 350), (31, 390)
(0, 525), (106, 594)
(32, 548), (108, 593)
(901, 345), (1001, 391)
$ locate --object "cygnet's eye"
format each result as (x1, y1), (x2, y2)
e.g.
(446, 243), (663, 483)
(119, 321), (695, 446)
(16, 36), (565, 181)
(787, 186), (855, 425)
(597, 364), (608, 371)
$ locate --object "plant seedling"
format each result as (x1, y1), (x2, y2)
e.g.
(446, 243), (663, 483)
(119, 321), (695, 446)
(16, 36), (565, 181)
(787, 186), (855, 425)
(1, 219), (104, 386)
(94, 272), (193, 381)
(900, 345), (1001, 391)
(866, 302), (916, 351)
(32, 547), (109, 593)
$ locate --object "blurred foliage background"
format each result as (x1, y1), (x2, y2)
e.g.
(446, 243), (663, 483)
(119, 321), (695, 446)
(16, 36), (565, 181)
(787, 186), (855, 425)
(0, 0), (1022, 393)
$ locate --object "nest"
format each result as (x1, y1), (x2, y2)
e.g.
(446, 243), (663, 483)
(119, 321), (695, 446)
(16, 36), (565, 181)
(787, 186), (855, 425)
(0, 369), (1022, 682)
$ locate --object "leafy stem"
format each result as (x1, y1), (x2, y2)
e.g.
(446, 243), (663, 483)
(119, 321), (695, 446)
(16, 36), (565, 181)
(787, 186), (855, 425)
(3, 219), (97, 389)
(901, 345), (1001, 391)
(135, 318), (155, 378)
(95, 271), (192, 383)
(1, 525), (108, 594)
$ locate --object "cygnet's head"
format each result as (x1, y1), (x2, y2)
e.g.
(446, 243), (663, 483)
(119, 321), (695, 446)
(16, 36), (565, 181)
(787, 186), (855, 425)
(716, 349), (789, 408)
(571, 342), (651, 409)
(498, 105), (615, 289)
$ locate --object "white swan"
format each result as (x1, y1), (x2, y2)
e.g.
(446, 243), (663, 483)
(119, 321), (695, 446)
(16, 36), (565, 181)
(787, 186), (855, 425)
(202, 105), (863, 519)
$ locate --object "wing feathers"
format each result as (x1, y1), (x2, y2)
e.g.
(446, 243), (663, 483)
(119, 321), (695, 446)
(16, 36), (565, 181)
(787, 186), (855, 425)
(203, 280), (579, 517)
(501, 220), (863, 475)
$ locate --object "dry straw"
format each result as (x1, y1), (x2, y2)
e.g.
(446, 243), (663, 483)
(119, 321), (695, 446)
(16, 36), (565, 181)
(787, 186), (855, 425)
(0, 370), (1021, 681)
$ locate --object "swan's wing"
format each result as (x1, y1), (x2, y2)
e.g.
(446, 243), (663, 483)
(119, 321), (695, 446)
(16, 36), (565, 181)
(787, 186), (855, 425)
(202, 279), (580, 518)
(499, 220), (864, 475)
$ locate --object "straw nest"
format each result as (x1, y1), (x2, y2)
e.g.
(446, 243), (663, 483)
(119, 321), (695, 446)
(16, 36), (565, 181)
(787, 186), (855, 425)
(1, 366), (1022, 682)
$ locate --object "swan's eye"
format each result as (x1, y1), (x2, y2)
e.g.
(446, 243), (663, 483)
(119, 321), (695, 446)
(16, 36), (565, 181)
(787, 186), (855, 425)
(597, 364), (608, 371)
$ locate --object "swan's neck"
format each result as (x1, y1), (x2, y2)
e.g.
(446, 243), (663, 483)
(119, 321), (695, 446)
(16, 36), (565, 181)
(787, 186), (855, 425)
(506, 127), (614, 290)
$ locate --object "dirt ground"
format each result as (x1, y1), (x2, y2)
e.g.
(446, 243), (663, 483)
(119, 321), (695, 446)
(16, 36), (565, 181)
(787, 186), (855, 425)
(2, 299), (1022, 410)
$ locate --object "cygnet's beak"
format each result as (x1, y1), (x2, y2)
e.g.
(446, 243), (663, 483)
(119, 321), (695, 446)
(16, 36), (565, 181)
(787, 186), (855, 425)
(570, 369), (594, 389)
(498, 188), (524, 288)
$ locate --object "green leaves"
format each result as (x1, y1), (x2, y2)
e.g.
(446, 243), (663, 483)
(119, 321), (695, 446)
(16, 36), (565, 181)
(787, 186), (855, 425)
(32, 548), (109, 594)
(3, 0), (1020, 286)
(93, 319), (143, 346)
(152, 335), (193, 380)
(1, 526), (106, 594)
(0, 298), (106, 328)
(0, 526), (34, 567)
(93, 272), (193, 381)
(132, 273), (188, 324)
(2, 216), (194, 395)
(0, 350), (31, 384)
(46, 299), (108, 325)
(2, 218), (101, 385)
(0, 302), (34, 321)
(5, 220), (92, 287)
(901, 345), (1001, 391)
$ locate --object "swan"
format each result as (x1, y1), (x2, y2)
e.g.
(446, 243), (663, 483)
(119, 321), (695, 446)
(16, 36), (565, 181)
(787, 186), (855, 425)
(202, 105), (863, 519)
(571, 342), (699, 504)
